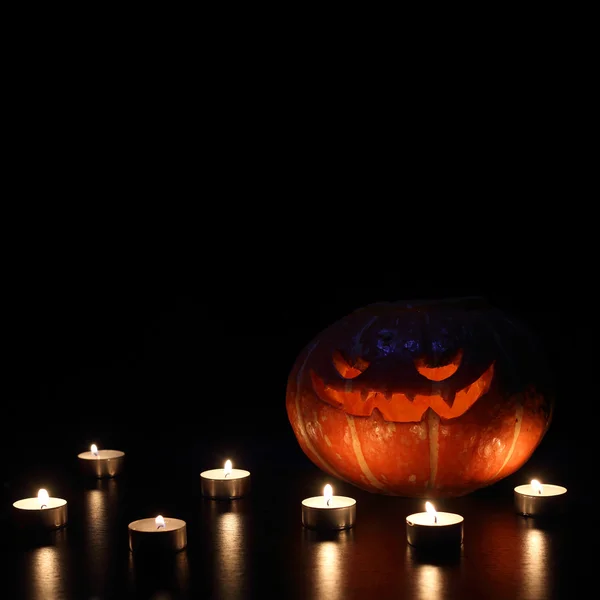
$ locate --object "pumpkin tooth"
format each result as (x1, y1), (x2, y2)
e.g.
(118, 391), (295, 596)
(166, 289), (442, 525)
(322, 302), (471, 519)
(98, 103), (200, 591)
(360, 389), (371, 403)
(383, 389), (395, 403)
(404, 393), (415, 403)
(441, 389), (456, 408)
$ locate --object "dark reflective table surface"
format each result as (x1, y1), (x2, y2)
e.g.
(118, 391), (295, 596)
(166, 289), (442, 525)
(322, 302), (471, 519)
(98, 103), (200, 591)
(2, 432), (591, 600)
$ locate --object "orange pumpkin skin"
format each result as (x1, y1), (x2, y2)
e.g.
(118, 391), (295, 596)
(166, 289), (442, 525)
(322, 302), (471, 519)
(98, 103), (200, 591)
(286, 298), (553, 498)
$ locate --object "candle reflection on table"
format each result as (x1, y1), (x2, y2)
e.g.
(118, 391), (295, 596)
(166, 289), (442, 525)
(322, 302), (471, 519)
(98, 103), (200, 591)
(521, 526), (550, 599)
(405, 542), (459, 600)
(315, 540), (344, 600)
(416, 564), (444, 600)
(128, 546), (190, 596)
(83, 478), (120, 598)
(27, 530), (70, 599)
(302, 526), (353, 600)
(207, 500), (249, 600)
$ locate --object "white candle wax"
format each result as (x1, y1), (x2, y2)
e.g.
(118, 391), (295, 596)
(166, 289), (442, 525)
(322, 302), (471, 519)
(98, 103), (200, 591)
(201, 468), (250, 480)
(78, 445), (125, 478)
(200, 460), (251, 499)
(128, 516), (187, 553)
(406, 502), (463, 548)
(407, 511), (464, 526)
(13, 490), (68, 529)
(302, 496), (356, 509)
(514, 480), (567, 517)
(301, 485), (356, 530)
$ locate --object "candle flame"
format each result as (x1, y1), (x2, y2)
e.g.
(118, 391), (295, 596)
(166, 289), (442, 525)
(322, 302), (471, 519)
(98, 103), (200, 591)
(91, 444), (99, 456)
(425, 501), (437, 523)
(38, 489), (49, 508)
(224, 460), (232, 476)
(324, 484), (333, 506)
(155, 515), (165, 528)
(531, 479), (543, 494)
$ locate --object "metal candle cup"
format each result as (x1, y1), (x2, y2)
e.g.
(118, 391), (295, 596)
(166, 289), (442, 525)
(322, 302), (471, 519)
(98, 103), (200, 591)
(78, 446), (125, 478)
(13, 489), (68, 530)
(301, 485), (356, 531)
(406, 502), (463, 549)
(514, 480), (568, 517)
(128, 516), (187, 553)
(200, 460), (251, 499)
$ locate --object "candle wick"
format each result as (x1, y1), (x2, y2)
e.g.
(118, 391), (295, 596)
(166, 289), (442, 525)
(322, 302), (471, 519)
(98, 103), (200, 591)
(224, 472), (229, 478)
(157, 523), (165, 529)
(40, 504), (47, 510)
(538, 489), (541, 494)
(434, 515), (437, 524)
(327, 497), (331, 506)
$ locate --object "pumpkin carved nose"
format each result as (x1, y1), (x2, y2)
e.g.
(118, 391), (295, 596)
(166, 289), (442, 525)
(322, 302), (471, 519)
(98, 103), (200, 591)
(415, 349), (463, 381)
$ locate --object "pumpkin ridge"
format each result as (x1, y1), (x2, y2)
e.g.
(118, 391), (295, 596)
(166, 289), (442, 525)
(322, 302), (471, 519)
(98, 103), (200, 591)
(346, 414), (387, 491)
(426, 408), (440, 491)
(492, 402), (524, 480)
(293, 341), (341, 478)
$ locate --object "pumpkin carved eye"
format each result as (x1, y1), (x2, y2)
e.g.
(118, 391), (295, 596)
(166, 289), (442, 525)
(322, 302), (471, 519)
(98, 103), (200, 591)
(332, 349), (370, 379)
(414, 349), (464, 381)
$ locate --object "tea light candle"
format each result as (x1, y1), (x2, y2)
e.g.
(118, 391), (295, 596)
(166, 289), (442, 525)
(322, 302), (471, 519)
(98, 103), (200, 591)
(200, 460), (251, 499)
(301, 484), (356, 530)
(406, 502), (463, 548)
(78, 444), (125, 478)
(13, 488), (68, 530)
(128, 515), (187, 553)
(514, 479), (568, 517)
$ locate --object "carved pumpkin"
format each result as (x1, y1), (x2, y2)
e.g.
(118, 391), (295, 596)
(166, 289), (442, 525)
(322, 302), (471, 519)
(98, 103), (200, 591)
(286, 297), (553, 498)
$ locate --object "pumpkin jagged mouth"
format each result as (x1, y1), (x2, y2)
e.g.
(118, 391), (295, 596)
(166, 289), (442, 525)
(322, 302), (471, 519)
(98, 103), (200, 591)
(309, 362), (495, 422)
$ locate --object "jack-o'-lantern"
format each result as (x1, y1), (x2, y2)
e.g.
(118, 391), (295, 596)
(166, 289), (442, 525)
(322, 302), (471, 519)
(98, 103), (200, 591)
(286, 297), (553, 498)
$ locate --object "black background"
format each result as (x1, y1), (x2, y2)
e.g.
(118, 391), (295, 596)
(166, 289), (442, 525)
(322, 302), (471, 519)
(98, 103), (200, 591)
(2, 21), (595, 595)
